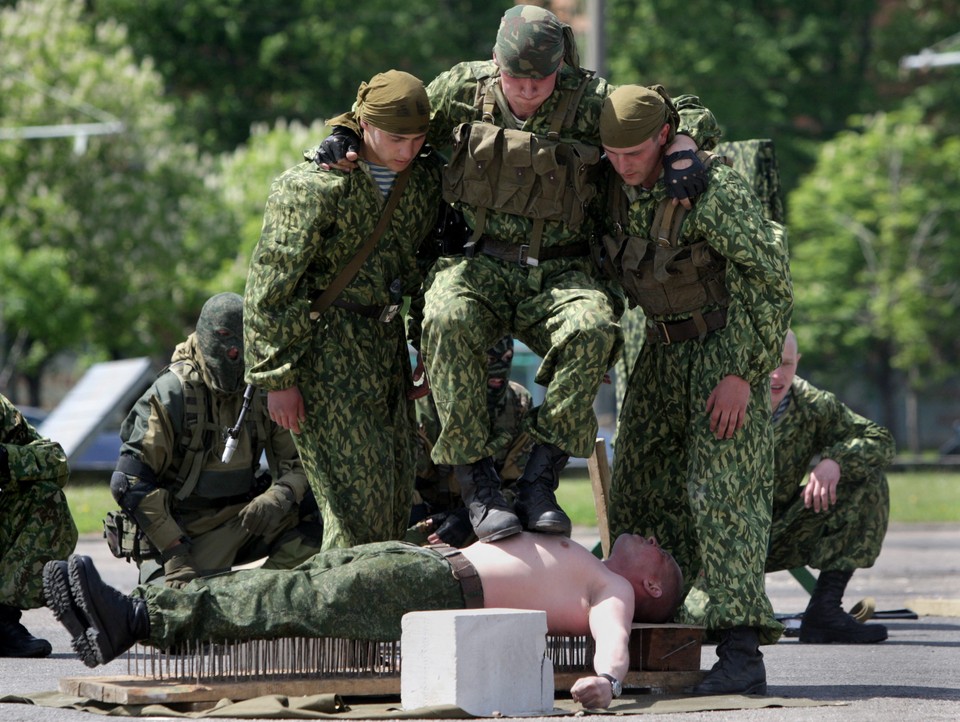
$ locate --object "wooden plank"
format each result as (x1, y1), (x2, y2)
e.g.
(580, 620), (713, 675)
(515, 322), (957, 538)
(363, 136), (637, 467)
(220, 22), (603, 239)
(60, 674), (402, 705)
(586, 437), (612, 558)
(554, 669), (704, 693)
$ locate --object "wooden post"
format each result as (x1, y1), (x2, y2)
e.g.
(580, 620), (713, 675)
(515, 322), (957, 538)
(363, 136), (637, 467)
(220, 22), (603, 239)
(587, 437), (612, 558)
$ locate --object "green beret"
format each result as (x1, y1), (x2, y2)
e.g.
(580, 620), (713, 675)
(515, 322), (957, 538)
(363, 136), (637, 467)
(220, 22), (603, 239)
(355, 70), (430, 135)
(600, 85), (672, 149)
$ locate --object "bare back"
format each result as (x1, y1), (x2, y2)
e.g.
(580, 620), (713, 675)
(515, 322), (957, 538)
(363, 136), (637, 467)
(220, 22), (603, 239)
(459, 532), (632, 636)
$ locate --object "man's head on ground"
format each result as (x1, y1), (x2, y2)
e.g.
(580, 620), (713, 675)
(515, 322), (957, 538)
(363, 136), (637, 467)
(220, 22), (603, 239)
(355, 70), (430, 173)
(770, 329), (800, 410)
(493, 5), (564, 120)
(196, 292), (244, 395)
(605, 533), (684, 623)
(600, 84), (679, 188)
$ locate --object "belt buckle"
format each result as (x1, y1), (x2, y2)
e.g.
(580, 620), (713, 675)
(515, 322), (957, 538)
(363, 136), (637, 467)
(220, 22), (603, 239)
(519, 244), (538, 267)
(656, 321), (672, 345)
(379, 304), (401, 323)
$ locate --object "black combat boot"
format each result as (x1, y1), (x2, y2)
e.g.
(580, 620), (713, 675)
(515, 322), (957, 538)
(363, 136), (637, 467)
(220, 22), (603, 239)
(66, 555), (150, 667)
(514, 442), (572, 536)
(692, 626), (767, 696)
(0, 603), (52, 658)
(799, 570), (888, 644)
(455, 457), (522, 542)
(43, 560), (89, 640)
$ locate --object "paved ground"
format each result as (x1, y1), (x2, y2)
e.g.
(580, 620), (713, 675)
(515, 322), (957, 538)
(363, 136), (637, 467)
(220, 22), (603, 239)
(1, 523), (958, 721)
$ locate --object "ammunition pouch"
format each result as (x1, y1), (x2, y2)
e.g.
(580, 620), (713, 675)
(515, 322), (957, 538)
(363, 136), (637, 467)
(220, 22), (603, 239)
(103, 510), (161, 563)
(442, 121), (601, 229)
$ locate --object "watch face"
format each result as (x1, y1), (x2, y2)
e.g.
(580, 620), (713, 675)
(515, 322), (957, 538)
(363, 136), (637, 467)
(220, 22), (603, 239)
(601, 673), (622, 697)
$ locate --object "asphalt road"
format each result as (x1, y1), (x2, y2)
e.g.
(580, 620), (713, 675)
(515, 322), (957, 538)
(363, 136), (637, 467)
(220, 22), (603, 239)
(1, 523), (958, 721)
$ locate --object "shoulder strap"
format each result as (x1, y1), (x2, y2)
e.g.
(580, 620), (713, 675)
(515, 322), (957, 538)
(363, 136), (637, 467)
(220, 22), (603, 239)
(310, 165), (413, 317)
(169, 363), (214, 501)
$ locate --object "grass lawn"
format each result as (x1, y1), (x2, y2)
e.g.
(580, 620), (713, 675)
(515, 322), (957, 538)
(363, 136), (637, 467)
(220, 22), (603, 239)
(66, 468), (960, 535)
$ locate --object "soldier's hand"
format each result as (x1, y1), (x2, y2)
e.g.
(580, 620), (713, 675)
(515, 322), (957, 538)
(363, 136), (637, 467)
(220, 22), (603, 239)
(803, 458), (841, 512)
(313, 126), (360, 171)
(162, 542), (198, 589)
(239, 483), (296, 536)
(268, 387), (306, 434)
(663, 145), (707, 209)
(428, 508), (474, 547)
(705, 374), (750, 439)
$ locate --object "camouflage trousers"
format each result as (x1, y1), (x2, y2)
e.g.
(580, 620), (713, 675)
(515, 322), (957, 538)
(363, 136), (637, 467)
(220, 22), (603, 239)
(0, 481), (78, 609)
(141, 542), (464, 648)
(138, 503), (323, 585)
(612, 304), (646, 430)
(293, 312), (417, 550)
(422, 254), (623, 463)
(608, 335), (782, 645)
(766, 468), (890, 572)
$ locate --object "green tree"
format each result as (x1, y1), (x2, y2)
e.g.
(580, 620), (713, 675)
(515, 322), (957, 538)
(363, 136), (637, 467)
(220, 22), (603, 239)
(603, 0), (960, 198)
(203, 118), (329, 293)
(787, 103), (960, 450)
(87, 0), (511, 153)
(0, 0), (240, 404)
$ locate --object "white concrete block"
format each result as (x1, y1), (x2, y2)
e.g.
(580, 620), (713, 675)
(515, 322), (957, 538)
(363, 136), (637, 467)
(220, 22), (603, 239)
(401, 608), (555, 716)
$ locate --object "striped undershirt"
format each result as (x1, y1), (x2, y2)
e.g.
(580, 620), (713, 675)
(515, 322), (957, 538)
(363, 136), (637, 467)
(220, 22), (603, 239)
(367, 162), (398, 198)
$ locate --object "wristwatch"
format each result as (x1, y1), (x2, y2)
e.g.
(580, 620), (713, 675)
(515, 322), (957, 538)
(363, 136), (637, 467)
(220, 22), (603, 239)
(599, 673), (622, 698)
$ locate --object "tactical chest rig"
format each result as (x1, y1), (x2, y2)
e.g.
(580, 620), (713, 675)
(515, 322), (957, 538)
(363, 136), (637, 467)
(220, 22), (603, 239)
(602, 153), (731, 344)
(441, 69), (601, 266)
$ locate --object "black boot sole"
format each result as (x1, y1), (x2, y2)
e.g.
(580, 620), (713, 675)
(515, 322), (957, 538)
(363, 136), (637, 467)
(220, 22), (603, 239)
(68, 555), (129, 667)
(799, 625), (888, 644)
(43, 560), (88, 641)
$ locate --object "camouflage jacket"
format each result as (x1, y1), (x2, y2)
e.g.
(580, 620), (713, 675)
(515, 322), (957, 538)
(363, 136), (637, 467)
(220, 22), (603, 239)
(244, 150), (444, 390)
(426, 61), (720, 250)
(604, 161), (793, 385)
(0, 392), (69, 490)
(772, 376), (896, 510)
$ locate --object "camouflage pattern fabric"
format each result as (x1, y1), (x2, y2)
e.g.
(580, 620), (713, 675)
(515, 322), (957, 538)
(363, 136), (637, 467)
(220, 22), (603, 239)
(423, 253), (623, 462)
(714, 139), (785, 224)
(606, 163), (792, 646)
(612, 304), (646, 426)
(766, 376), (893, 572)
(244, 151), (444, 549)
(141, 542), (464, 648)
(613, 138), (782, 424)
(119, 338), (318, 583)
(414, 379), (534, 509)
(0, 393), (77, 609)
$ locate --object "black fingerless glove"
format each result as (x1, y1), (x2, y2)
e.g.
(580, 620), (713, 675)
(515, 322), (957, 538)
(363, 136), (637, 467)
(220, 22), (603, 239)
(313, 126), (361, 167)
(663, 149), (708, 202)
(433, 508), (474, 548)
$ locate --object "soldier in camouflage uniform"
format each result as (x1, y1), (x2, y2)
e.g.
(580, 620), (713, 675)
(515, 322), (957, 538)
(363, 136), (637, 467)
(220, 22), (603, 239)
(110, 293), (320, 587)
(599, 85), (793, 695)
(767, 329), (892, 643)
(244, 71), (442, 550)
(316, 6), (717, 543)
(0, 392), (77, 657)
(613, 140), (784, 430)
(409, 336), (534, 547)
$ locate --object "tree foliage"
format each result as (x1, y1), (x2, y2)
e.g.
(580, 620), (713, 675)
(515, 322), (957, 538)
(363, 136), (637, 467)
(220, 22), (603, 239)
(788, 104), (960, 430)
(0, 0), (240, 402)
(603, 0), (960, 197)
(86, 0), (511, 153)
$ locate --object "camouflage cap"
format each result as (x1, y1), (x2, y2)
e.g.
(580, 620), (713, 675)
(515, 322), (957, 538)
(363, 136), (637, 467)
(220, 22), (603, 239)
(601, 84), (676, 148)
(356, 69), (430, 135)
(493, 5), (565, 79)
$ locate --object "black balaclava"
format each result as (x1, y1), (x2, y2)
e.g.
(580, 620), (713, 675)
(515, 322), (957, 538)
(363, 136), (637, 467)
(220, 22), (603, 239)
(195, 292), (244, 395)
